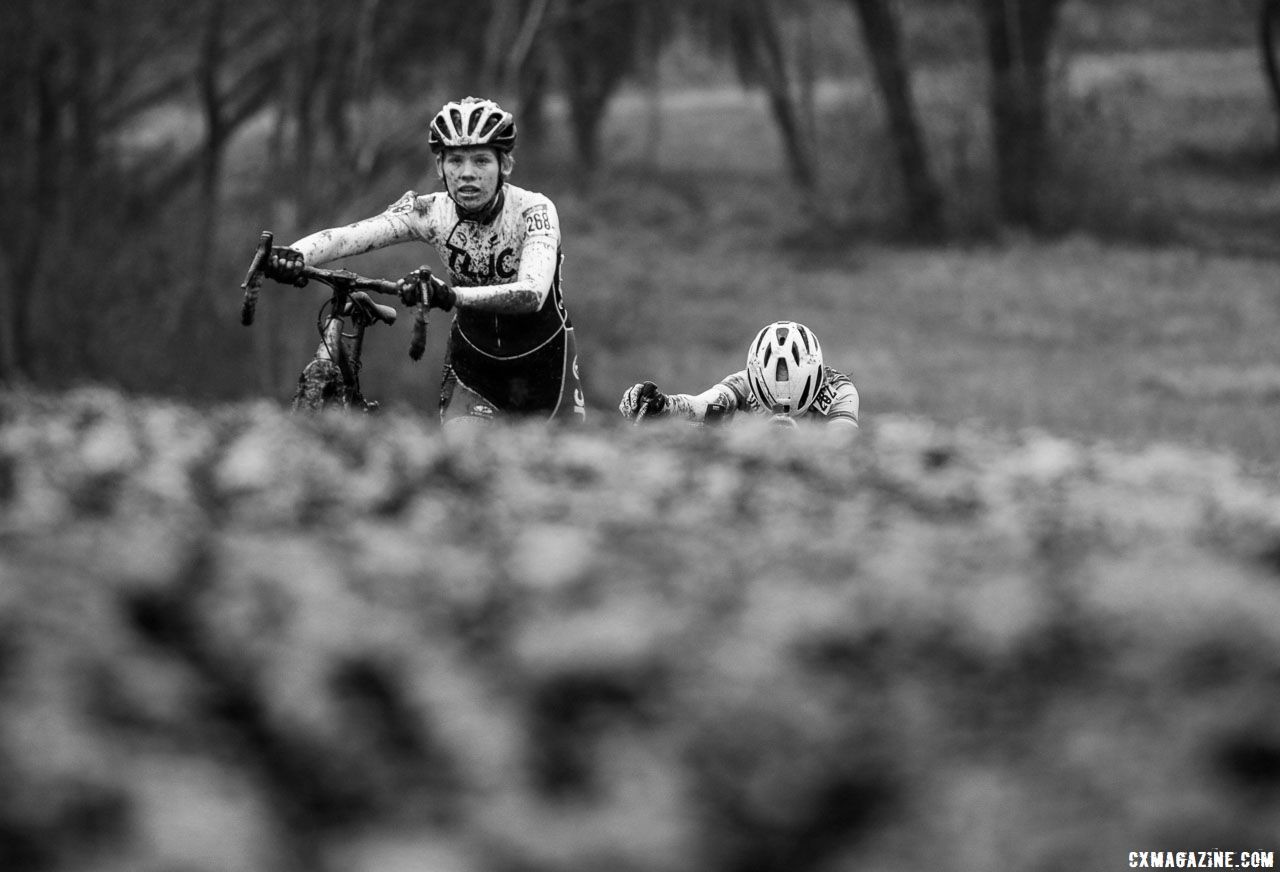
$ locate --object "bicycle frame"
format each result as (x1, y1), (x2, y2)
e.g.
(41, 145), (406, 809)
(293, 292), (385, 412)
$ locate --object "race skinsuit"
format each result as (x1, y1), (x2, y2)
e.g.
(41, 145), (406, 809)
(288, 183), (586, 424)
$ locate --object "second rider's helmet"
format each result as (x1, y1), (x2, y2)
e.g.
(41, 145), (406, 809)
(428, 97), (517, 154)
(746, 321), (825, 416)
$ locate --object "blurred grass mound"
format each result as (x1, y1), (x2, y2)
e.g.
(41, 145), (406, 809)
(2, 387), (1279, 872)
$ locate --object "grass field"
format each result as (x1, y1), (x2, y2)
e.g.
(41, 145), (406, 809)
(622, 45), (1277, 456)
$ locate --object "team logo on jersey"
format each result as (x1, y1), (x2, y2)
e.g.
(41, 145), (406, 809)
(445, 237), (517, 284)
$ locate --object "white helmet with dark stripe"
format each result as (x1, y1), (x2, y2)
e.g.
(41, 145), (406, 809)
(745, 321), (825, 416)
(428, 96), (517, 154)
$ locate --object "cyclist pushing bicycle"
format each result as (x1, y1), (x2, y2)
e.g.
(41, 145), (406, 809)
(619, 321), (860, 431)
(264, 96), (587, 427)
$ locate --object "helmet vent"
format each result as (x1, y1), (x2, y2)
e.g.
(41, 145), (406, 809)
(746, 320), (824, 417)
(430, 98), (517, 153)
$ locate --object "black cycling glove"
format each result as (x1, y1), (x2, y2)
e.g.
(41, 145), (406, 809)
(265, 246), (307, 286)
(399, 266), (457, 311)
(619, 381), (668, 420)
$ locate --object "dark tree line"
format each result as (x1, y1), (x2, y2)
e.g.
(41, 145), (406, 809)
(0, 0), (1252, 388)
(1261, 0), (1280, 149)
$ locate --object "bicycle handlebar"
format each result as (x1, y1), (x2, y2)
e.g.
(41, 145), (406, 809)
(239, 229), (430, 360)
(302, 266), (402, 298)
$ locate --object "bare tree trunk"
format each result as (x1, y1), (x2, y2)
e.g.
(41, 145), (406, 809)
(642, 1), (664, 168)
(493, 0), (554, 156)
(554, 0), (639, 175)
(796, 0), (819, 148)
(977, 0), (1066, 230)
(515, 51), (551, 157)
(848, 0), (945, 240)
(0, 2), (35, 383)
(71, 0), (101, 180)
(507, 0), (552, 91)
(256, 96), (294, 398)
(9, 39), (68, 380)
(294, 8), (324, 224)
(1260, 0), (1280, 152)
(557, 3), (606, 172)
(184, 0), (229, 333)
(748, 0), (816, 190)
(349, 0), (382, 175)
(481, 0), (520, 93)
(0, 251), (20, 385)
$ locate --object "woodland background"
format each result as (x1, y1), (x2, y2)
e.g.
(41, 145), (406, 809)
(2, 0), (1279, 463)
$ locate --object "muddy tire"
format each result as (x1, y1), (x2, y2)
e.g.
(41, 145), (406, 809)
(291, 358), (344, 413)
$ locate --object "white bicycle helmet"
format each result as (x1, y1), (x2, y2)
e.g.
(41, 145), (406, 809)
(428, 96), (517, 153)
(745, 321), (825, 416)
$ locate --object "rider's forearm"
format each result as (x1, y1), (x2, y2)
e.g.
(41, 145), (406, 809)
(451, 238), (557, 314)
(666, 385), (737, 422)
(290, 213), (417, 266)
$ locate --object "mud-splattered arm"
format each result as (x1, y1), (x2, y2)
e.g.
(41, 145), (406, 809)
(821, 369), (860, 428)
(450, 236), (558, 314)
(289, 209), (421, 266)
(665, 384), (741, 422)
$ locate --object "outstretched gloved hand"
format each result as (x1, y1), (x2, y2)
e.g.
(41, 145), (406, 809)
(619, 381), (668, 421)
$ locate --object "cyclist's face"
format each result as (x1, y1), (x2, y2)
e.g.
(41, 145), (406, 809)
(439, 147), (502, 211)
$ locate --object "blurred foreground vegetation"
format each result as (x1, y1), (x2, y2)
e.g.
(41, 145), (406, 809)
(2, 388), (1279, 871)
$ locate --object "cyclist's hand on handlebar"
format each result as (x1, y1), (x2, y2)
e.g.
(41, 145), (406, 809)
(265, 246), (307, 286)
(619, 381), (667, 420)
(399, 266), (456, 311)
